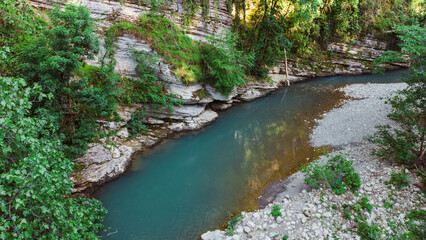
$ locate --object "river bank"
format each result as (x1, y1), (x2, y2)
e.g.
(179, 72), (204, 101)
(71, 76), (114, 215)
(201, 83), (425, 239)
(69, 28), (407, 195)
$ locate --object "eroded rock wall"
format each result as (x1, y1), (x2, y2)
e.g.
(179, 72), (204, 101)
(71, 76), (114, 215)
(29, 0), (232, 40)
(29, 1), (407, 194)
(70, 34), (406, 194)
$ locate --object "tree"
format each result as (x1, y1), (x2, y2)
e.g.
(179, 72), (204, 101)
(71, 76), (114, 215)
(370, 25), (426, 169)
(19, 5), (119, 158)
(201, 31), (254, 95)
(242, 0), (292, 77)
(0, 77), (106, 239)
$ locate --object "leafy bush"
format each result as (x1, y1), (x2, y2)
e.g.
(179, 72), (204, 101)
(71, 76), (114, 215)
(0, 0), (45, 46)
(356, 197), (373, 214)
(357, 217), (382, 240)
(126, 49), (182, 110)
(106, 15), (202, 83)
(0, 77), (106, 239)
(386, 171), (411, 190)
(302, 153), (361, 195)
(240, 3), (291, 77)
(405, 209), (426, 239)
(271, 205), (282, 219)
(201, 31), (254, 96)
(16, 4), (116, 159)
(225, 213), (243, 236)
(127, 109), (149, 137)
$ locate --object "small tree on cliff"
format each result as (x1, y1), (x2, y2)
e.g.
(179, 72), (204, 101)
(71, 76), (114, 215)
(19, 4), (119, 158)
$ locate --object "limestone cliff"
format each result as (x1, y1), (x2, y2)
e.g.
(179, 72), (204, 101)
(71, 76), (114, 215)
(29, 0), (407, 194)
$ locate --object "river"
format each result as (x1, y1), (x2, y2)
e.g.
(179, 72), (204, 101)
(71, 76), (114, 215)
(96, 70), (404, 239)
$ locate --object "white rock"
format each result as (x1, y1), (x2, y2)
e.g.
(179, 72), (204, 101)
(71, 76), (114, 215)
(117, 127), (129, 139)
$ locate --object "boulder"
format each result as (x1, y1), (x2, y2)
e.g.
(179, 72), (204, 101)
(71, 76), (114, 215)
(168, 109), (218, 132)
(185, 109), (219, 130)
(205, 84), (238, 101)
(167, 83), (213, 104)
(74, 144), (112, 165)
(78, 145), (133, 185)
(117, 128), (129, 139)
(201, 230), (226, 240)
(145, 104), (207, 120)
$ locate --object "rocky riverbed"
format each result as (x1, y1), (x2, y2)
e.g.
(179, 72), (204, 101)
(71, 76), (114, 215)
(201, 83), (425, 240)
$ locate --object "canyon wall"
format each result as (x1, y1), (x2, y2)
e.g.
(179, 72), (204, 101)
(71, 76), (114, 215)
(29, 0), (406, 194)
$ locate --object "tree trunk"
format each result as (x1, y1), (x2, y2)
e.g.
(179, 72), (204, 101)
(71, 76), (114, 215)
(284, 47), (290, 86)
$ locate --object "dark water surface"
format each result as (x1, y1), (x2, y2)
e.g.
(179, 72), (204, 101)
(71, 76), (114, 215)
(97, 70), (404, 240)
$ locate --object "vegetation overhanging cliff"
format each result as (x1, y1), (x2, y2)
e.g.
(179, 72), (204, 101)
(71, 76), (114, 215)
(0, 0), (424, 238)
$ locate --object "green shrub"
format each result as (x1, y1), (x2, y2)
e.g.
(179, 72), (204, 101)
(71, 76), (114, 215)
(124, 49), (182, 110)
(342, 205), (353, 220)
(0, 77), (106, 239)
(106, 14), (202, 83)
(386, 171), (410, 190)
(356, 197), (373, 214)
(369, 25), (425, 169)
(127, 109), (149, 137)
(225, 213), (243, 236)
(201, 31), (254, 96)
(271, 205), (282, 219)
(405, 209), (426, 239)
(357, 217), (382, 240)
(302, 153), (361, 195)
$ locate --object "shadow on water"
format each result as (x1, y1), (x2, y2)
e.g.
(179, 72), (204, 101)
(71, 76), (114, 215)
(96, 70), (405, 240)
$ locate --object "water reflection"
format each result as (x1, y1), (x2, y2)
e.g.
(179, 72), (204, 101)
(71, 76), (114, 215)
(231, 88), (342, 210)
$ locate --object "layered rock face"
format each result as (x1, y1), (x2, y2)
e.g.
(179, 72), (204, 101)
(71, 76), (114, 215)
(29, 0), (406, 194)
(29, 0), (232, 40)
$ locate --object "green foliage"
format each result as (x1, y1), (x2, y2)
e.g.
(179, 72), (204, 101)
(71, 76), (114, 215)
(15, 5), (116, 159)
(312, 0), (362, 44)
(126, 49), (182, 110)
(271, 205), (282, 219)
(225, 213), (243, 236)
(386, 171), (411, 190)
(356, 197), (373, 214)
(370, 25), (425, 168)
(106, 15), (202, 83)
(0, 77), (106, 239)
(231, 0), (422, 56)
(240, 1), (292, 77)
(342, 204), (353, 220)
(302, 153), (361, 195)
(357, 217), (382, 240)
(383, 201), (393, 209)
(0, 0), (45, 46)
(381, 209), (426, 239)
(147, 0), (166, 13)
(119, 49), (183, 138)
(405, 209), (426, 239)
(0, 1), (45, 77)
(127, 109), (149, 137)
(106, 16), (257, 96)
(201, 31), (254, 95)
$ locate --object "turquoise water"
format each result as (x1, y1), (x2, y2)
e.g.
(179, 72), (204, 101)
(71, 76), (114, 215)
(96, 70), (404, 240)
